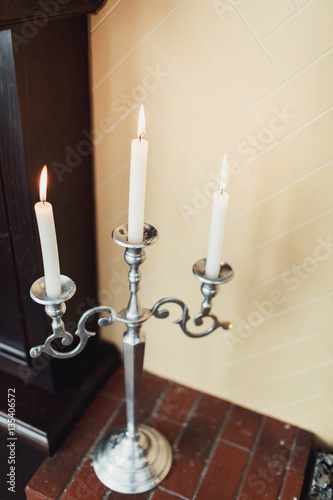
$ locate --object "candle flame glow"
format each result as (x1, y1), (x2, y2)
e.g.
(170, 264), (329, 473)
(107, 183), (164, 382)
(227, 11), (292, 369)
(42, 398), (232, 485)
(39, 165), (48, 203)
(137, 104), (146, 140)
(220, 154), (227, 192)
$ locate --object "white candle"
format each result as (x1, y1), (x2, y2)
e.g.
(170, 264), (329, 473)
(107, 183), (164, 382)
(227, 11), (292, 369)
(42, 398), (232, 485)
(34, 166), (62, 299)
(205, 155), (229, 280)
(128, 105), (148, 244)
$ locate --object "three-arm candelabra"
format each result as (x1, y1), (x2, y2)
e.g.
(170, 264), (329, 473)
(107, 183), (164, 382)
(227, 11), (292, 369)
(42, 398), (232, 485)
(29, 222), (234, 494)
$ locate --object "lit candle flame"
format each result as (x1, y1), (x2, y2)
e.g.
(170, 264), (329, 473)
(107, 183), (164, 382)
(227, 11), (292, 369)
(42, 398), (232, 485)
(137, 104), (146, 141)
(39, 165), (48, 203)
(220, 154), (227, 193)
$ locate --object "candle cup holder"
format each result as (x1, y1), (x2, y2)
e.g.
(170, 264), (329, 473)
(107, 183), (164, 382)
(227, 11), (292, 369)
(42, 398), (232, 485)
(29, 222), (233, 494)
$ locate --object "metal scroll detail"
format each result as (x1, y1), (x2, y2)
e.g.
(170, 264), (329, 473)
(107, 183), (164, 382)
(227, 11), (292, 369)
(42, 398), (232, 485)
(151, 297), (231, 338)
(30, 305), (117, 359)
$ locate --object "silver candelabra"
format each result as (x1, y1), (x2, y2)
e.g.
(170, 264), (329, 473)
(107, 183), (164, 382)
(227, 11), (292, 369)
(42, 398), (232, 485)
(29, 222), (234, 494)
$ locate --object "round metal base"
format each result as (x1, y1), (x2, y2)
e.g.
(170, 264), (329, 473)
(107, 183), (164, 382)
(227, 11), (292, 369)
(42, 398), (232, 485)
(93, 424), (172, 494)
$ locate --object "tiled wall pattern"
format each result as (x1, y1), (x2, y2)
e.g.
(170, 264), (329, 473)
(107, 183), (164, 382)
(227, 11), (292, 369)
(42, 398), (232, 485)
(89, 0), (333, 446)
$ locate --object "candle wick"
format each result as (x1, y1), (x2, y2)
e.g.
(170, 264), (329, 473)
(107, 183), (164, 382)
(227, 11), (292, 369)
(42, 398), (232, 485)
(220, 188), (224, 195)
(138, 129), (146, 141)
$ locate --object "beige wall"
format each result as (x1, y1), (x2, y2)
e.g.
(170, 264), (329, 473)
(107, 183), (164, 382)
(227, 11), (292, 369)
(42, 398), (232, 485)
(89, 0), (333, 447)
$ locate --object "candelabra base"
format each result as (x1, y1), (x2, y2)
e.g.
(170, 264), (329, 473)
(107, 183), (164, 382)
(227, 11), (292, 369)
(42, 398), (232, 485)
(93, 424), (172, 494)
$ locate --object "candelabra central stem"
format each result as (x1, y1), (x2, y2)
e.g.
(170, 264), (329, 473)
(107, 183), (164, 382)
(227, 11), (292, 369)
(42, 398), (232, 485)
(125, 247), (144, 320)
(123, 324), (144, 439)
(122, 246), (146, 439)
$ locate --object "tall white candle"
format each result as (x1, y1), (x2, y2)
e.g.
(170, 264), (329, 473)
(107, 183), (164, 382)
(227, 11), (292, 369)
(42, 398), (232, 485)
(128, 105), (148, 244)
(205, 155), (229, 280)
(34, 166), (62, 299)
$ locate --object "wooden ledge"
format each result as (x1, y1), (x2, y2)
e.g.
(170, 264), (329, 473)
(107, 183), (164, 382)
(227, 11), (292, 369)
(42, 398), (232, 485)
(0, 0), (106, 28)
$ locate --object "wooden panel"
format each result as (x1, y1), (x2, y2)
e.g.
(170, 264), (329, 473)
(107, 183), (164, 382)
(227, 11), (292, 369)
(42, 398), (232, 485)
(0, 161), (27, 358)
(0, 0), (106, 28)
(0, 16), (101, 390)
(0, 28), (50, 386)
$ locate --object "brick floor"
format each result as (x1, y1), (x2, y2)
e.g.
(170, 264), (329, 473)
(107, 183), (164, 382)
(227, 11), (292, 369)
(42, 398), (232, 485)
(25, 366), (313, 500)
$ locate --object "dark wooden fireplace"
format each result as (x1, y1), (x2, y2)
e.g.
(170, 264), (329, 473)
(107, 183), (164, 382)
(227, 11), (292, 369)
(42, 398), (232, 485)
(0, 0), (119, 481)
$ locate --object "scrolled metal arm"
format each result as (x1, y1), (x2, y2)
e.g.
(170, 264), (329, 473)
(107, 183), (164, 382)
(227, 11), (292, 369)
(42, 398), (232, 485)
(150, 262), (233, 338)
(30, 292), (230, 359)
(151, 297), (231, 339)
(30, 305), (118, 359)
